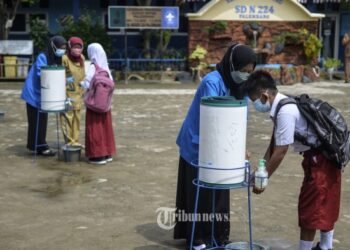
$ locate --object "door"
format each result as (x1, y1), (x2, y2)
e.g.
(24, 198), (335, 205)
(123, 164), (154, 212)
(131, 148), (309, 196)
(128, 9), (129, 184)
(321, 14), (339, 60)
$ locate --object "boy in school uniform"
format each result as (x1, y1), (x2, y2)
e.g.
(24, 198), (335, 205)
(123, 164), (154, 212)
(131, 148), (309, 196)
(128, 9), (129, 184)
(245, 70), (341, 250)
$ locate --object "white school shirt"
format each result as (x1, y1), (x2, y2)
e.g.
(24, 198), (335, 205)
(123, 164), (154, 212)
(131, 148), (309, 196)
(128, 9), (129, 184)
(269, 93), (318, 152)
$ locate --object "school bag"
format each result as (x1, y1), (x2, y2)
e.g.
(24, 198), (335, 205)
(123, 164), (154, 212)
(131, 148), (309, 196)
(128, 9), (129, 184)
(84, 63), (115, 113)
(274, 94), (350, 169)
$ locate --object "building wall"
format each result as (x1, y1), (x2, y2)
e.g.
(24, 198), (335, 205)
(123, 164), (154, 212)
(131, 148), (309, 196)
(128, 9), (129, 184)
(188, 20), (319, 66)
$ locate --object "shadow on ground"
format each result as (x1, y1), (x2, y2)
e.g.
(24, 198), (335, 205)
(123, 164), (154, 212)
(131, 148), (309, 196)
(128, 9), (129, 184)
(135, 223), (184, 250)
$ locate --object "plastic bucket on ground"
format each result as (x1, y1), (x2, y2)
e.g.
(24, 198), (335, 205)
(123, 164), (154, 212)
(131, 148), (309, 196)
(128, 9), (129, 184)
(41, 66), (66, 111)
(62, 145), (81, 162)
(4, 56), (17, 77)
(16, 57), (30, 78)
(0, 110), (5, 121)
(198, 96), (247, 185)
(226, 242), (269, 250)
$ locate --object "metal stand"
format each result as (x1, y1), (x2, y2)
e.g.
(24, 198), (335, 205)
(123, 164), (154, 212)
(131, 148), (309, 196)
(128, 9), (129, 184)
(189, 161), (253, 250)
(33, 100), (68, 162)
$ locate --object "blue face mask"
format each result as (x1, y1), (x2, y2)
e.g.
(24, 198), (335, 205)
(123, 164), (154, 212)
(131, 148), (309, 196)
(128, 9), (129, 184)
(253, 98), (271, 113)
(55, 49), (66, 57)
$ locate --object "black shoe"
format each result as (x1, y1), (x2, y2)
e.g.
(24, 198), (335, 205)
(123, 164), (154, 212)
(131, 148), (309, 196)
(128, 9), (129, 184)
(37, 148), (56, 157)
(312, 242), (333, 250)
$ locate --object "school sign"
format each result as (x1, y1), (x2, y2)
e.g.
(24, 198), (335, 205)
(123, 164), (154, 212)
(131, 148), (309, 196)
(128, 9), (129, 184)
(187, 0), (324, 21)
(108, 6), (179, 29)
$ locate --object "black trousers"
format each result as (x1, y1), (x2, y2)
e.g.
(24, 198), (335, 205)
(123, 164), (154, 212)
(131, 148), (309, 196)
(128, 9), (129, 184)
(26, 103), (49, 152)
(174, 157), (230, 246)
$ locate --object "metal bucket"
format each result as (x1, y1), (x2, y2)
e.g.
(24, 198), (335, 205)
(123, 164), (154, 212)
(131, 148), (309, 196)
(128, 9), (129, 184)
(225, 242), (269, 250)
(62, 145), (81, 162)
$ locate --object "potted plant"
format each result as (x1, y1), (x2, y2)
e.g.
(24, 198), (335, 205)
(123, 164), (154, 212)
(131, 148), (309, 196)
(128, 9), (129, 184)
(298, 28), (323, 64)
(189, 45), (208, 83)
(323, 58), (343, 80)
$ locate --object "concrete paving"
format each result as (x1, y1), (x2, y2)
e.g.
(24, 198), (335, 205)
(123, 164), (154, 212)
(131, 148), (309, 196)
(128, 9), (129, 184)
(0, 81), (349, 250)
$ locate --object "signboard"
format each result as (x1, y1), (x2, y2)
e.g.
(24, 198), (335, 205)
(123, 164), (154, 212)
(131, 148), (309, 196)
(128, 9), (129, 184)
(234, 5), (275, 20)
(187, 0), (324, 22)
(0, 40), (33, 55)
(108, 6), (179, 29)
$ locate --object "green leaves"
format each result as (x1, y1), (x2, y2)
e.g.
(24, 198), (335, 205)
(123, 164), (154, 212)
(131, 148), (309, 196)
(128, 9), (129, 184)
(58, 12), (112, 56)
(29, 17), (49, 56)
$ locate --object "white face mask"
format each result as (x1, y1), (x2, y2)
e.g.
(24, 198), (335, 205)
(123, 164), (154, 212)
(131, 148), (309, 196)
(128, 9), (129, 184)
(54, 49), (66, 57)
(51, 41), (66, 57)
(230, 70), (250, 84)
(229, 44), (251, 84)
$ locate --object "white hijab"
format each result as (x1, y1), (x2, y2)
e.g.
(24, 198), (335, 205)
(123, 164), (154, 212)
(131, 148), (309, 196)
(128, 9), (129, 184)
(87, 43), (112, 79)
(81, 43), (113, 88)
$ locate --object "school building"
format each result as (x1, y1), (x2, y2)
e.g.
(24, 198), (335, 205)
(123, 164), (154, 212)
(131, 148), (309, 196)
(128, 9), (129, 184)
(1, 0), (350, 78)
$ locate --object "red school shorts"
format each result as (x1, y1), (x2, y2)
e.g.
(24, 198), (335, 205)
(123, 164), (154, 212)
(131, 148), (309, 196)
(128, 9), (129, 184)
(298, 150), (342, 231)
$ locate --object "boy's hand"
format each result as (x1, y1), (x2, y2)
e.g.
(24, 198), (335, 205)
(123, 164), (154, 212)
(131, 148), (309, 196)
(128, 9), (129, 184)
(250, 170), (265, 194)
(253, 186), (265, 194)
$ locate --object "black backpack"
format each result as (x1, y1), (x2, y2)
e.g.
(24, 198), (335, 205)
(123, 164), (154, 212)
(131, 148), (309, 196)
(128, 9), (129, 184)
(274, 94), (350, 169)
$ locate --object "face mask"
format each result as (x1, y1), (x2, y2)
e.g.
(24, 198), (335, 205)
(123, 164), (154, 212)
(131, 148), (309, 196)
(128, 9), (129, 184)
(230, 70), (250, 84)
(51, 41), (66, 57)
(54, 49), (66, 57)
(253, 98), (271, 113)
(229, 44), (251, 84)
(71, 47), (82, 57)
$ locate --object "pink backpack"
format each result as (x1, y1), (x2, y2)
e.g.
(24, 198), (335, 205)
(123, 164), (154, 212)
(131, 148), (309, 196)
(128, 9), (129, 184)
(84, 63), (115, 113)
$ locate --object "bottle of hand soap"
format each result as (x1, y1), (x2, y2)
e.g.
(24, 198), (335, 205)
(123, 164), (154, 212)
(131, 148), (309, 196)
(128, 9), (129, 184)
(255, 159), (268, 190)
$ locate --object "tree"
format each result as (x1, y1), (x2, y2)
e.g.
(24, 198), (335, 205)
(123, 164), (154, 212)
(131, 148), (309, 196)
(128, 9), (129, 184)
(136, 0), (183, 58)
(0, 0), (37, 40)
(29, 17), (49, 56)
(58, 12), (112, 55)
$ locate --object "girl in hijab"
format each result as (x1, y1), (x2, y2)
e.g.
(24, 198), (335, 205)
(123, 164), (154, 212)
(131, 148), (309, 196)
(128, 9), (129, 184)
(60, 37), (85, 146)
(80, 43), (116, 165)
(174, 43), (256, 250)
(21, 35), (67, 156)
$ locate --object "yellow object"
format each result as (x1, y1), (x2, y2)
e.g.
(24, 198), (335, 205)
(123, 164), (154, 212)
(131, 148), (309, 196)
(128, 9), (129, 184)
(4, 56), (17, 78)
(61, 54), (86, 145)
(62, 55), (86, 110)
(60, 110), (81, 146)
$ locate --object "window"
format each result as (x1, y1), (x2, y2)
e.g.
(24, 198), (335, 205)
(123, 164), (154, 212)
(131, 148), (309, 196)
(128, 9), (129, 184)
(21, 0), (49, 8)
(9, 13), (47, 34)
(10, 14), (26, 32)
(101, 0), (109, 8)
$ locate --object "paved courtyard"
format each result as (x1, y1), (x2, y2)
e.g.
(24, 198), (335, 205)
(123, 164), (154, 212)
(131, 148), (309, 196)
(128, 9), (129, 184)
(0, 81), (349, 250)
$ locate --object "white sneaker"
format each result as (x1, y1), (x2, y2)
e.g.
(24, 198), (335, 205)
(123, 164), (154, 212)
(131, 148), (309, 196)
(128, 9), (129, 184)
(193, 244), (206, 250)
(105, 156), (113, 162)
(89, 157), (107, 165)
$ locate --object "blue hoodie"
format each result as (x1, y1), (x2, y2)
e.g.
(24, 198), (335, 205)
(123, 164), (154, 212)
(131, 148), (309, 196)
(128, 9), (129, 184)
(176, 70), (230, 165)
(21, 53), (47, 108)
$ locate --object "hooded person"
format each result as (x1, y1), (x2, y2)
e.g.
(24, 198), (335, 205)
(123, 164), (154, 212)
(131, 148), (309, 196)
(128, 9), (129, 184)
(80, 43), (116, 165)
(60, 37), (86, 146)
(174, 43), (256, 250)
(21, 35), (67, 156)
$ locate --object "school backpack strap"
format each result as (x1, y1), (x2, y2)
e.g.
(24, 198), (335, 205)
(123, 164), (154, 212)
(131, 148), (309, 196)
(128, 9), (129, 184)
(273, 96), (311, 147)
(273, 97), (297, 126)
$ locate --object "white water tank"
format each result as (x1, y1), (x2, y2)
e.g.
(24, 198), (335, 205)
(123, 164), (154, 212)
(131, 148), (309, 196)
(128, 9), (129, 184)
(198, 96), (247, 185)
(41, 66), (66, 111)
